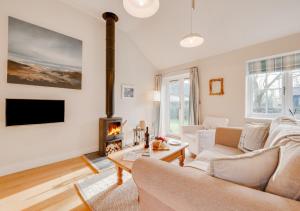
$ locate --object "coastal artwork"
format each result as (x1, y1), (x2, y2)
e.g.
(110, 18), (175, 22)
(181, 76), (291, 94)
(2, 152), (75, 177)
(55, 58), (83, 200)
(122, 84), (135, 99)
(7, 17), (82, 89)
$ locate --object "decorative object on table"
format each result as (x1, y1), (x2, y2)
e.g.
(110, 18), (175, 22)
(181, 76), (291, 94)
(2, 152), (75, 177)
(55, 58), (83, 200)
(133, 126), (144, 146)
(209, 78), (224, 96)
(152, 136), (170, 151)
(121, 84), (135, 99)
(152, 140), (169, 151)
(7, 17), (82, 89)
(155, 136), (168, 142)
(133, 127), (139, 146)
(133, 121), (146, 146)
(168, 139), (181, 146)
(144, 127), (150, 149)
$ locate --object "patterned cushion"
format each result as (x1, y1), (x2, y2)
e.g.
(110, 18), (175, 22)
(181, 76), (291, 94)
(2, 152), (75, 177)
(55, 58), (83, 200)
(238, 123), (269, 152)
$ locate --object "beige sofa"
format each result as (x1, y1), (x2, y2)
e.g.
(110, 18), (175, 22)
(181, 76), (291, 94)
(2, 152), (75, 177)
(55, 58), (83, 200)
(132, 127), (300, 211)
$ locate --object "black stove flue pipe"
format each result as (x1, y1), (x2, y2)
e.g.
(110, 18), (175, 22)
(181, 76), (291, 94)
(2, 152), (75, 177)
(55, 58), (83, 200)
(102, 12), (118, 118)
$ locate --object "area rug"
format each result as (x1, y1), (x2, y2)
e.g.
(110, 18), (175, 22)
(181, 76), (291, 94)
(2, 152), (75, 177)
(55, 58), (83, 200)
(76, 171), (139, 211)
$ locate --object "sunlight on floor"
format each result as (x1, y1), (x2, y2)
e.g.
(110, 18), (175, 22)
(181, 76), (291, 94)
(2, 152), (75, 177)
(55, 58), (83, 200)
(0, 158), (94, 211)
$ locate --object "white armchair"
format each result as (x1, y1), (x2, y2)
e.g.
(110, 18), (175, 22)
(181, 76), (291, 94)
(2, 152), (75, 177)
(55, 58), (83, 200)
(181, 116), (229, 156)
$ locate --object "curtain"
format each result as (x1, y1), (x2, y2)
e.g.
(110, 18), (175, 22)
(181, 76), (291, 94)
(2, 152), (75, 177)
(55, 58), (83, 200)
(153, 74), (162, 136)
(248, 52), (300, 74)
(189, 67), (201, 125)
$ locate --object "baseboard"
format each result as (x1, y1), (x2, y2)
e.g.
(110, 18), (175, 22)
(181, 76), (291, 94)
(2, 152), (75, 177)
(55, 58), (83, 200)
(0, 146), (99, 176)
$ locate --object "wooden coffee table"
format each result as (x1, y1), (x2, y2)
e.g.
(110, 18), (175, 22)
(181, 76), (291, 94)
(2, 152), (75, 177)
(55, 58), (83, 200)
(108, 141), (189, 185)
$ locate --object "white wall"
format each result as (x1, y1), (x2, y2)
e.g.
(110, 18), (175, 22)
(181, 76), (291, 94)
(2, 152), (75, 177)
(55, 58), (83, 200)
(161, 33), (300, 126)
(0, 0), (156, 176)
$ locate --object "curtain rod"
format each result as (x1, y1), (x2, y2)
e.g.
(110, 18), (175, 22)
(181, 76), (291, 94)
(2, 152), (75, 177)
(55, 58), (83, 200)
(159, 66), (198, 76)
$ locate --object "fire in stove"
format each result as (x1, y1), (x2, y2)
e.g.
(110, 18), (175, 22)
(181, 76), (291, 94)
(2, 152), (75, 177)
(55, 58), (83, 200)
(108, 122), (121, 136)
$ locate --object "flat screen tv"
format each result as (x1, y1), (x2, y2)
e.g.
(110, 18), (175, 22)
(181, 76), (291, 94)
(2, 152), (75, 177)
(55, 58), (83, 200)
(6, 99), (65, 126)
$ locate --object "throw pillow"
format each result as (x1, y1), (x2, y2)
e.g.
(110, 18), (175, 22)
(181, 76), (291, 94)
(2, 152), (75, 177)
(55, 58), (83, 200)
(209, 146), (280, 190)
(265, 141), (300, 200)
(238, 123), (269, 152)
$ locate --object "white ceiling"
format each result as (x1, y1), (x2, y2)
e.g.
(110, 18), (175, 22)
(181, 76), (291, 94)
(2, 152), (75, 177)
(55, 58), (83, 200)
(59, 0), (300, 70)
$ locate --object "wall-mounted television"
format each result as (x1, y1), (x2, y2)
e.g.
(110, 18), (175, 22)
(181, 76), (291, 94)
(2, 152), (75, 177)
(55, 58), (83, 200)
(6, 99), (65, 126)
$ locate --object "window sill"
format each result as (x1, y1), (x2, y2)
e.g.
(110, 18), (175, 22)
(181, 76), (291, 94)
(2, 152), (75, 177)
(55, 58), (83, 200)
(245, 117), (273, 123)
(245, 116), (300, 123)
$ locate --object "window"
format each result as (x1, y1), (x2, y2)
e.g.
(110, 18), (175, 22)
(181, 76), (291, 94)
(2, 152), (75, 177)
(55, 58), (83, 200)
(163, 74), (190, 136)
(246, 51), (300, 119)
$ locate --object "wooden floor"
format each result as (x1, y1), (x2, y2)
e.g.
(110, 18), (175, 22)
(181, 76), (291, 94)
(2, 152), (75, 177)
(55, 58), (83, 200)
(0, 157), (97, 211)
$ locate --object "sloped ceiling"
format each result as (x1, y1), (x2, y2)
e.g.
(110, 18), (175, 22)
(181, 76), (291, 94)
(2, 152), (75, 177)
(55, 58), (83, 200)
(59, 0), (300, 70)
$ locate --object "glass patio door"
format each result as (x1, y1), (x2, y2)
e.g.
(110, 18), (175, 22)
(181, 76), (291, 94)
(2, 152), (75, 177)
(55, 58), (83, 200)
(165, 74), (190, 136)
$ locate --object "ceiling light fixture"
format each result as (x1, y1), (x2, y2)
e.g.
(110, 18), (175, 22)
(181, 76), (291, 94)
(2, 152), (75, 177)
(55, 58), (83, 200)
(123, 0), (159, 18)
(180, 0), (204, 48)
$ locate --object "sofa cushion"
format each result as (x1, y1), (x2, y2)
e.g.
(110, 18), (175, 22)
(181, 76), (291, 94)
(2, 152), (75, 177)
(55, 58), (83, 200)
(185, 144), (242, 172)
(266, 141), (300, 200)
(209, 146), (280, 190)
(238, 123), (269, 152)
(210, 144), (243, 156)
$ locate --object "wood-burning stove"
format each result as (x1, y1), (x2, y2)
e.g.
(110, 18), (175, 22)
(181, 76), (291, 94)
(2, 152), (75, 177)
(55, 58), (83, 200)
(99, 117), (123, 156)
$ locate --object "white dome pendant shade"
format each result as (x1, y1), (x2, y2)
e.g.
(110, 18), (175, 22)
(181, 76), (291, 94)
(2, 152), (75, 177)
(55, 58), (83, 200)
(123, 0), (159, 18)
(180, 33), (204, 48)
(180, 0), (204, 48)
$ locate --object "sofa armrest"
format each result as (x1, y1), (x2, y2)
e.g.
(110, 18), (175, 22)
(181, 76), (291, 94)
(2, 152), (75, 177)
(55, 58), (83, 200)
(215, 127), (242, 148)
(132, 158), (300, 211)
(181, 125), (204, 134)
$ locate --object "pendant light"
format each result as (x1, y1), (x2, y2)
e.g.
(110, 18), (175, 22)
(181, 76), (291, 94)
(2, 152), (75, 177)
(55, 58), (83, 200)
(180, 0), (204, 48)
(123, 0), (159, 18)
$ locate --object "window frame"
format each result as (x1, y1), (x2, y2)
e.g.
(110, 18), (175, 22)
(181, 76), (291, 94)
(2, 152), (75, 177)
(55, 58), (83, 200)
(245, 50), (300, 120)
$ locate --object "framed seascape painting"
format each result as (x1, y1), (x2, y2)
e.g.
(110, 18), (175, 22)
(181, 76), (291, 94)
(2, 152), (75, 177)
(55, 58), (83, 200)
(7, 17), (82, 89)
(122, 84), (135, 99)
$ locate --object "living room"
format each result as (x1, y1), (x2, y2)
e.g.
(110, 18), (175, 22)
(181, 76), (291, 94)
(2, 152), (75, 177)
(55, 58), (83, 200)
(0, 0), (300, 210)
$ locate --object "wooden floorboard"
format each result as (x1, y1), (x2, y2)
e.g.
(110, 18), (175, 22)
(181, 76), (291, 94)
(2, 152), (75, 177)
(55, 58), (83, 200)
(0, 156), (96, 211)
